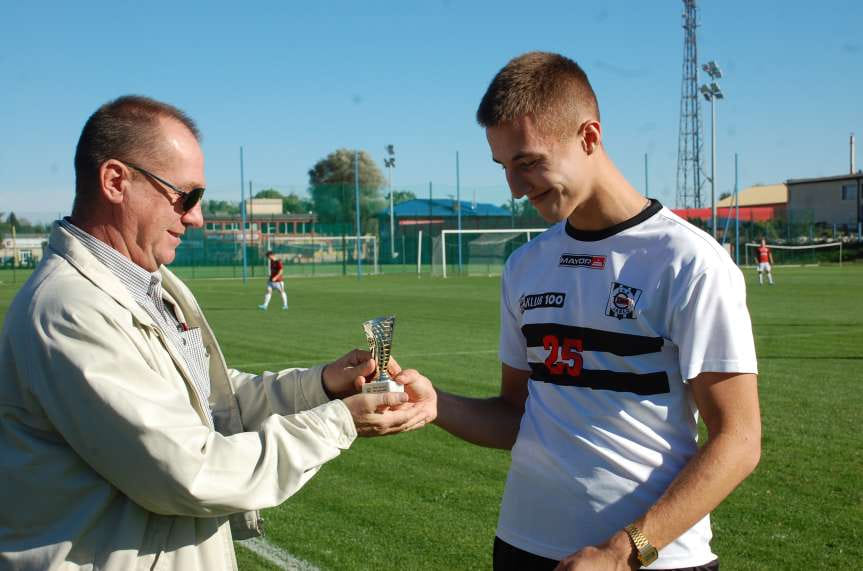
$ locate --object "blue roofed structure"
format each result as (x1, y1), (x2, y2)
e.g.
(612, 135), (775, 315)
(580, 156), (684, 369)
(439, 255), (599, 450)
(376, 198), (547, 264)
(380, 198), (510, 219)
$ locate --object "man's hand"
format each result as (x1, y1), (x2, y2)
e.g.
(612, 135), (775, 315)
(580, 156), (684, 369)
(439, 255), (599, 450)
(554, 531), (638, 571)
(342, 392), (430, 436)
(322, 349), (376, 398)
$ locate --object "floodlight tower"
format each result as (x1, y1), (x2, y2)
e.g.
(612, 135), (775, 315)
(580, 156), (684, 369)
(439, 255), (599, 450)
(700, 61), (723, 239)
(676, 0), (704, 209)
(384, 145), (396, 258)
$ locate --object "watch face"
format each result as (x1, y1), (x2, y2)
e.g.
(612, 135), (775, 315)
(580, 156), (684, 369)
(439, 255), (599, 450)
(640, 545), (659, 565)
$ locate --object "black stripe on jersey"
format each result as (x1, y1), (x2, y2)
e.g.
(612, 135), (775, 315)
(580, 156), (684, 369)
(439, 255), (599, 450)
(521, 323), (663, 356)
(528, 362), (670, 395)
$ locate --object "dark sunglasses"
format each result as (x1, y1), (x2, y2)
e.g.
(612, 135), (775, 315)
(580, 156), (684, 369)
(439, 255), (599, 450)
(119, 161), (205, 212)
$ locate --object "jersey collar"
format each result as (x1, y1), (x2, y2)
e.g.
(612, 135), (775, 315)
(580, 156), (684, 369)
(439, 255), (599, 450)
(565, 199), (662, 242)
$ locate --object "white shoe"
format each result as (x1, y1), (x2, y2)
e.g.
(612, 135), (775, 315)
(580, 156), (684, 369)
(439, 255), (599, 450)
(282, 306), (289, 310)
(258, 304), (267, 310)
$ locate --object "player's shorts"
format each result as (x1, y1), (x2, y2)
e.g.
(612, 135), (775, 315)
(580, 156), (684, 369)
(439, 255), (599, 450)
(757, 262), (771, 272)
(267, 281), (285, 292)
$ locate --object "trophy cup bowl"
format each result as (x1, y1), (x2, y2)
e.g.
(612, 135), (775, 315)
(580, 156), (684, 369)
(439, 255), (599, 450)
(361, 315), (403, 394)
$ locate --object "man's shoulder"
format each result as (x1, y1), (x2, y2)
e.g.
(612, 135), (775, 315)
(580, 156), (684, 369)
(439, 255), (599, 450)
(504, 224), (561, 273)
(10, 253), (120, 328)
(648, 208), (734, 271)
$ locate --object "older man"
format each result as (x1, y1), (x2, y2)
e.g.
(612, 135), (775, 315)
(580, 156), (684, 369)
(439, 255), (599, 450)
(0, 95), (435, 570)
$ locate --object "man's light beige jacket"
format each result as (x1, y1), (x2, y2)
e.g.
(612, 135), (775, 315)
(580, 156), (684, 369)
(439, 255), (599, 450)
(0, 223), (357, 570)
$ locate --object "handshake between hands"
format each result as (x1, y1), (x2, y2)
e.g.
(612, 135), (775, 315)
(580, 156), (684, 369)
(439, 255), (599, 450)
(321, 349), (437, 437)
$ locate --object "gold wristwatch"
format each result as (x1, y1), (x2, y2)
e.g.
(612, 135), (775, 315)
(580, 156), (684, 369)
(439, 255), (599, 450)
(624, 524), (658, 567)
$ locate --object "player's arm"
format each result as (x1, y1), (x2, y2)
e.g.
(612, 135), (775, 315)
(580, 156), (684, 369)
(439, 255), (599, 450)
(769, 251), (775, 266)
(274, 263), (284, 281)
(433, 363), (529, 449)
(556, 371), (761, 570)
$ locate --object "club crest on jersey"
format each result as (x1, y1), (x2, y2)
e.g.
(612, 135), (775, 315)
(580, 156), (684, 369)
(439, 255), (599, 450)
(559, 254), (606, 269)
(519, 292), (566, 313)
(606, 282), (642, 320)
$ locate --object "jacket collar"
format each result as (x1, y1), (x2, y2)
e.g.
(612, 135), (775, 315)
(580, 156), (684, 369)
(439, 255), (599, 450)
(48, 222), (158, 329)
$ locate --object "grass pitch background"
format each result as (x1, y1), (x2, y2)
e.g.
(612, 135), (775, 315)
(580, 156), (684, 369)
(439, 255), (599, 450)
(1, 266), (861, 569)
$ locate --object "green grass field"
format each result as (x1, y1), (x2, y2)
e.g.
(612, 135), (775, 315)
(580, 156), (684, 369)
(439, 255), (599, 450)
(1, 265), (861, 569)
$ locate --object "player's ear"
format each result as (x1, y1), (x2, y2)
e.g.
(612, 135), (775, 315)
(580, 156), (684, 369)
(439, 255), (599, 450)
(580, 120), (602, 155)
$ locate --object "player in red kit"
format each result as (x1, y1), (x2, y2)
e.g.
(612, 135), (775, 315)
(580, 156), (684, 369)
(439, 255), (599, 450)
(756, 238), (775, 285)
(259, 251), (288, 310)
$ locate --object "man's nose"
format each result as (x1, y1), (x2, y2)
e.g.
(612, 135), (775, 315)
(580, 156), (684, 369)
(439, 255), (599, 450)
(181, 201), (204, 228)
(506, 171), (530, 199)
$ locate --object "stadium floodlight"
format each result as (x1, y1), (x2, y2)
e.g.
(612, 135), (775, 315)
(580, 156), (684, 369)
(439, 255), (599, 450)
(384, 145), (396, 258)
(700, 62), (724, 239)
(702, 60), (722, 79)
(710, 82), (724, 99)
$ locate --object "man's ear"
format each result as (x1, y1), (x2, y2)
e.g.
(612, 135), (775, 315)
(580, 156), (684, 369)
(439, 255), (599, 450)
(99, 160), (129, 206)
(580, 120), (602, 155)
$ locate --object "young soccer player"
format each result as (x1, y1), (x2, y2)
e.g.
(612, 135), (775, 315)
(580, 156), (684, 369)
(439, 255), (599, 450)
(433, 52), (761, 570)
(259, 250), (288, 310)
(757, 238), (775, 285)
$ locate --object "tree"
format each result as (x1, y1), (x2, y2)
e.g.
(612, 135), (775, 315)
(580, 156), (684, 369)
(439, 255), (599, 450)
(0, 212), (49, 239)
(254, 189), (284, 200)
(282, 193), (313, 214)
(201, 200), (240, 215)
(253, 189), (313, 214)
(308, 149), (385, 227)
(502, 198), (542, 222)
(390, 190), (416, 204)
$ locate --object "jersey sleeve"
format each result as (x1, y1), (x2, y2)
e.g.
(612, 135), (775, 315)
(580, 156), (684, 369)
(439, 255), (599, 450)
(499, 264), (530, 371)
(670, 260), (758, 381)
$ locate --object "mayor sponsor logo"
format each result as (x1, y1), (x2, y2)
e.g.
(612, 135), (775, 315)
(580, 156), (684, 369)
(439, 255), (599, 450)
(606, 281), (643, 320)
(559, 254), (606, 269)
(519, 292), (566, 313)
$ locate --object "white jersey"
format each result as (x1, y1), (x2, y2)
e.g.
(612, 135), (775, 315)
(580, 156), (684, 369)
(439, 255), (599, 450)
(497, 200), (757, 568)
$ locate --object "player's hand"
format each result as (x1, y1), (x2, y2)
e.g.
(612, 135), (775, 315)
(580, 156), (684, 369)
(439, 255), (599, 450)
(393, 367), (437, 427)
(554, 532), (638, 571)
(322, 349), (375, 398)
(342, 392), (430, 436)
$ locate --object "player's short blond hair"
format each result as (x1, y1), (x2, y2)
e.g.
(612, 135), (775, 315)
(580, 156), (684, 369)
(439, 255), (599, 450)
(476, 51), (600, 141)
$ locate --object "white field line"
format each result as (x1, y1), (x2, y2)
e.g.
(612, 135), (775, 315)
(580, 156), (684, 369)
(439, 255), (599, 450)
(753, 330), (854, 340)
(186, 272), (360, 281)
(231, 348), (499, 370)
(239, 536), (319, 571)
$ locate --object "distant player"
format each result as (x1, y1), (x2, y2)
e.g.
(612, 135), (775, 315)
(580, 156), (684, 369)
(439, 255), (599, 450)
(757, 238), (775, 285)
(259, 251), (288, 310)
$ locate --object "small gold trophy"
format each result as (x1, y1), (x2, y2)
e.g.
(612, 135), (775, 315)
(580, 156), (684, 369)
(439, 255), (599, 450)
(361, 315), (402, 393)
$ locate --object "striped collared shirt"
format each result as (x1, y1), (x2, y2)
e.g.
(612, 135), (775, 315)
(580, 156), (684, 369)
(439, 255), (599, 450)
(59, 219), (212, 422)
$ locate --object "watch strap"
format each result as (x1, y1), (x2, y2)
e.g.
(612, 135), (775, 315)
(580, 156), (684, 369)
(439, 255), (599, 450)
(624, 524), (658, 566)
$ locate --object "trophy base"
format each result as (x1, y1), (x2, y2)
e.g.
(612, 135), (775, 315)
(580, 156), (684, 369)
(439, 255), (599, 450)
(362, 380), (404, 394)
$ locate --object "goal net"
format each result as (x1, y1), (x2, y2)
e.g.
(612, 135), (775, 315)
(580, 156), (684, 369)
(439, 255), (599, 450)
(743, 242), (843, 267)
(432, 228), (548, 278)
(268, 235), (379, 276)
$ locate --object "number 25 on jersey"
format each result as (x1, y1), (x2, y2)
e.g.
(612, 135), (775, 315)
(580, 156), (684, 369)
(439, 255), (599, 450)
(543, 335), (583, 377)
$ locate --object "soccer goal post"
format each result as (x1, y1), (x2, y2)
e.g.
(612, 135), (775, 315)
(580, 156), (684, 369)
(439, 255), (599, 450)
(436, 228), (548, 278)
(743, 242), (843, 267)
(270, 235), (379, 276)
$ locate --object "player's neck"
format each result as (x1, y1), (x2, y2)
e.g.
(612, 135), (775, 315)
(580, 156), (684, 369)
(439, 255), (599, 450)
(567, 159), (648, 232)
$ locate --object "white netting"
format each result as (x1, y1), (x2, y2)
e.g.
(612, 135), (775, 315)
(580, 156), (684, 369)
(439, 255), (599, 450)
(743, 242), (842, 267)
(268, 235), (379, 274)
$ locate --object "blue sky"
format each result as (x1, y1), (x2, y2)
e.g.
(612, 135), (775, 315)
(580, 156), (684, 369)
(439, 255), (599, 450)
(2, 0), (861, 223)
